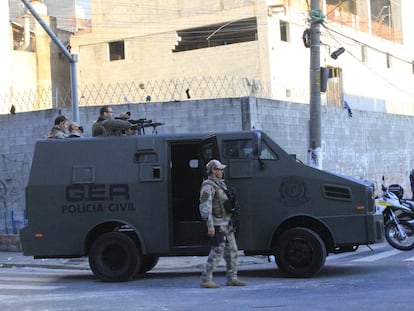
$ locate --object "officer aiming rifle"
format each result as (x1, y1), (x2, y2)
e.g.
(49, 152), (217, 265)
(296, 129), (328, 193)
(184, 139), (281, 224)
(116, 111), (164, 135)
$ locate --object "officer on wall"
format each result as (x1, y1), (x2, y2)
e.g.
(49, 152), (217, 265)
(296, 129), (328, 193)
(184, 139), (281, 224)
(47, 115), (69, 139)
(92, 105), (131, 137)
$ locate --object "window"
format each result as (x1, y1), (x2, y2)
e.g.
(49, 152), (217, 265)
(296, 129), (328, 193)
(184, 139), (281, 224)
(12, 23), (35, 52)
(173, 17), (257, 52)
(109, 41), (125, 61)
(223, 140), (253, 159)
(259, 142), (278, 160)
(371, 0), (391, 27)
(326, 0), (355, 14)
(370, 0), (403, 43)
(223, 140), (277, 160)
(279, 20), (290, 42)
(326, 0), (364, 32)
(326, 67), (344, 108)
(326, 0), (402, 43)
(202, 143), (215, 162)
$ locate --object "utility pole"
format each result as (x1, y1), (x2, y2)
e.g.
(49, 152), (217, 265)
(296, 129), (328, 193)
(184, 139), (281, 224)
(21, 0), (80, 123)
(308, 0), (322, 169)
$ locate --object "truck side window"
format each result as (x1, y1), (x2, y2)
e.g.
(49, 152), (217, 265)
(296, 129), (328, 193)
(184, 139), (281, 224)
(223, 140), (253, 159)
(223, 139), (278, 160)
(202, 143), (215, 161)
(259, 142), (278, 160)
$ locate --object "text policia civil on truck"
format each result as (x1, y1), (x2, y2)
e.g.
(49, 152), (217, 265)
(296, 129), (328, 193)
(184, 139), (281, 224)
(62, 184), (135, 214)
(20, 130), (383, 282)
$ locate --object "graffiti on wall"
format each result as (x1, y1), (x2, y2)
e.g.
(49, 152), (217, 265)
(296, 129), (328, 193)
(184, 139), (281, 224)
(0, 153), (32, 234)
(322, 140), (412, 197)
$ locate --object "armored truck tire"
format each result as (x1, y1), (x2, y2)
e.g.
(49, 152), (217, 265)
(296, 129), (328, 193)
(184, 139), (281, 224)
(88, 232), (141, 282)
(135, 255), (160, 276)
(274, 227), (326, 278)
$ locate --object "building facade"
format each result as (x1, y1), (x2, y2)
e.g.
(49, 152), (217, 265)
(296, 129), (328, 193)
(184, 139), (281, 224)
(1, 0), (71, 114)
(3, 1), (413, 115)
(68, 0), (414, 114)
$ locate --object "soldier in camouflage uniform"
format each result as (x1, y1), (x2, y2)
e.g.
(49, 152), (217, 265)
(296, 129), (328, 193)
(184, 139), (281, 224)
(47, 115), (69, 139)
(199, 159), (246, 288)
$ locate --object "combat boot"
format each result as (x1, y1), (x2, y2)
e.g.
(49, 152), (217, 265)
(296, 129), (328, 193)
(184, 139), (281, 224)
(200, 280), (220, 288)
(226, 279), (246, 286)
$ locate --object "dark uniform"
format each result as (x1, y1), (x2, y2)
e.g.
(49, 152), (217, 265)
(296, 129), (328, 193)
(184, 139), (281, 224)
(92, 116), (131, 137)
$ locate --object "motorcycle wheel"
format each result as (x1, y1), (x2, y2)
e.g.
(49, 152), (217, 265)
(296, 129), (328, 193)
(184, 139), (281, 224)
(385, 221), (414, 251)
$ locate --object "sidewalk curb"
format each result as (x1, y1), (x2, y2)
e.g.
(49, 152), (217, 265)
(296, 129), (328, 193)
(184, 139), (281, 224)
(0, 263), (91, 270)
(0, 254), (270, 271)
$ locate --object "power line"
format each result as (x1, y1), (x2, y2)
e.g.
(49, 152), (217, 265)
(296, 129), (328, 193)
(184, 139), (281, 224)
(321, 23), (412, 64)
(322, 24), (414, 97)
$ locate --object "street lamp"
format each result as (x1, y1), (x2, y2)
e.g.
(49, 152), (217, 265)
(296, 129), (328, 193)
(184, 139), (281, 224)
(330, 47), (345, 59)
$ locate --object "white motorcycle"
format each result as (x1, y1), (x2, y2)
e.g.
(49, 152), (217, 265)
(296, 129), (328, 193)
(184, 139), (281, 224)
(376, 179), (414, 251)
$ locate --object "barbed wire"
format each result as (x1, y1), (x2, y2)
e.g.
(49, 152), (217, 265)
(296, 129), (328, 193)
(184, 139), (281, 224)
(0, 76), (277, 114)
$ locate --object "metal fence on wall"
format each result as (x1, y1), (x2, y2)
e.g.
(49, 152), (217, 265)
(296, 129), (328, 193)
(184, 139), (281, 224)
(0, 87), (72, 115)
(0, 76), (272, 114)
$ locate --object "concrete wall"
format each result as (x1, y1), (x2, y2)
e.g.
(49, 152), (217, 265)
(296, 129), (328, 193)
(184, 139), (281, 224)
(1, 97), (413, 241)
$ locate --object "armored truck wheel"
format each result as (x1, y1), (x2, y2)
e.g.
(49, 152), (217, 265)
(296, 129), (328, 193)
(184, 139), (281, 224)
(135, 255), (159, 276)
(89, 232), (141, 282)
(274, 227), (326, 278)
(140, 255), (159, 273)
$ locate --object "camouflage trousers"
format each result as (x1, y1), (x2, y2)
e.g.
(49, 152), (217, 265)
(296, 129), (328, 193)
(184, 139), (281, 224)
(201, 225), (239, 282)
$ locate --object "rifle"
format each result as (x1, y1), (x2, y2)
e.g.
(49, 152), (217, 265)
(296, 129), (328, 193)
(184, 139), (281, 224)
(223, 187), (240, 237)
(116, 113), (164, 134)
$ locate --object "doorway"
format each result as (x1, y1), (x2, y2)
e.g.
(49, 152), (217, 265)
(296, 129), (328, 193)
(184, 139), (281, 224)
(170, 142), (208, 248)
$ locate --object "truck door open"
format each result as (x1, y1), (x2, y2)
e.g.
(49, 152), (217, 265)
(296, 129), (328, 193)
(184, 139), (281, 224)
(170, 136), (219, 252)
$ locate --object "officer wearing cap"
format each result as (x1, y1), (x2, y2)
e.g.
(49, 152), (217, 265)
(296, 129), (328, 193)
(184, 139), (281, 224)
(199, 159), (246, 288)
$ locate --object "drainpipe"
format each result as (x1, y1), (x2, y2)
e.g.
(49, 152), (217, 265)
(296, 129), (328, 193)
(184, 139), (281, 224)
(20, 0), (80, 123)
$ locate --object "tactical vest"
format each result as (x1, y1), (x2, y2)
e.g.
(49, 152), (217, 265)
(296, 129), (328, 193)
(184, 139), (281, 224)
(202, 179), (229, 219)
(92, 121), (108, 137)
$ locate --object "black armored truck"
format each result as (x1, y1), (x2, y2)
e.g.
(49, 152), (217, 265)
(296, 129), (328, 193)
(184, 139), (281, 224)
(20, 130), (383, 281)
